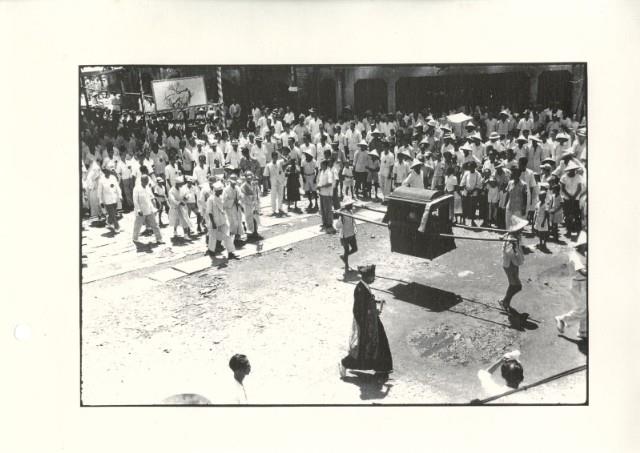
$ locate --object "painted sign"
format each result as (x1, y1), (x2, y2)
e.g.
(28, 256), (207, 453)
(152, 76), (208, 111)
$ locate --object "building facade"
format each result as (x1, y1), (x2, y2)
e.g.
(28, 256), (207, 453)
(85, 64), (586, 119)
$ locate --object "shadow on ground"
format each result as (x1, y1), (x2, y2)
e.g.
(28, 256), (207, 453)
(341, 371), (394, 401)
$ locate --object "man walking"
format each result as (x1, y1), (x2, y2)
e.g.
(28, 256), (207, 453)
(132, 175), (163, 244)
(264, 151), (286, 216)
(98, 163), (122, 233)
(318, 159), (336, 232)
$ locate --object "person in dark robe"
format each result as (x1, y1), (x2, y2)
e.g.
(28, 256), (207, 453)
(339, 264), (393, 381)
(285, 158), (301, 212)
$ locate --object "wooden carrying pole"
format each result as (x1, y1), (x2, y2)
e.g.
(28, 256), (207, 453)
(337, 211), (514, 242)
(336, 210), (388, 227)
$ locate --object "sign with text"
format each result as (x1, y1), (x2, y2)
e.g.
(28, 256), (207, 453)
(152, 76), (207, 111)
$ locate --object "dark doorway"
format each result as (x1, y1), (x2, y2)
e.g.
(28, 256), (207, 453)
(538, 70), (572, 114)
(355, 79), (387, 114)
(396, 72), (529, 116)
(318, 78), (336, 119)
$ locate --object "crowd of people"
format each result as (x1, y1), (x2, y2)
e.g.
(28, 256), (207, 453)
(81, 94), (588, 401)
(82, 99), (587, 258)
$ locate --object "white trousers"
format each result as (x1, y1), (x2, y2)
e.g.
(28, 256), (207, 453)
(380, 174), (393, 198)
(270, 183), (284, 213)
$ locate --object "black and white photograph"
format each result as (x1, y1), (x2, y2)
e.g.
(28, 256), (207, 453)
(80, 64), (588, 405)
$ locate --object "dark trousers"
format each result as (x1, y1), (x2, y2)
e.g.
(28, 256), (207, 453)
(105, 203), (119, 229)
(354, 171), (367, 195)
(319, 195), (334, 227)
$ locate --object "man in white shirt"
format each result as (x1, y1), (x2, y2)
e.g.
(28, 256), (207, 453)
(121, 151), (138, 212)
(149, 143), (169, 178)
(193, 155), (209, 187)
(393, 151), (411, 188)
(352, 140), (370, 198)
(293, 116), (308, 144)
(460, 161), (483, 226)
(306, 108), (322, 138)
(283, 106), (295, 126)
(226, 139), (242, 169)
(207, 181), (238, 259)
(469, 133), (486, 163)
(345, 121), (362, 158)
(301, 151), (318, 211)
(164, 155), (181, 189)
(379, 144), (395, 203)
(287, 136), (302, 165)
(206, 141), (225, 174)
(222, 174), (245, 244)
(132, 174), (163, 243)
(263, 151), (286, 216)
(299, 134), (317, 161)
(317, 159), (336, 232)
(252, 137), (268, 194)
(98, 163), (122, 232)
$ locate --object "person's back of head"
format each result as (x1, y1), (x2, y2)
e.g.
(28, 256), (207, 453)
(501, 359), (524, 389)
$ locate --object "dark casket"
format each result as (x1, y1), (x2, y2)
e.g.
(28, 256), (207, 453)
(384, 187), (456, 260)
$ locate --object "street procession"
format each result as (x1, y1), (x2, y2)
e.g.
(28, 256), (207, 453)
(81, 65), (587, 405)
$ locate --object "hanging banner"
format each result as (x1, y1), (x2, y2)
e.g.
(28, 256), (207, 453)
(152, 76), (208, 111)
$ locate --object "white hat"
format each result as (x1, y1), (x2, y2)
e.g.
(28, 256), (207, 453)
(564, 161), (581, 172)
(368, 149), (379, 158)
(427, 119), (437, 127)
(471, 132), (482, 141)
(420, 137), (430, 145)
(460, 144), (472, 152)
(530, 135), (542, 143)
(465, 121), (476, 128)
(489, 132), (500, 140)
(358, 140), (368, 147)
(410, 158), (423, 169)
(440, 125), (452, 133)
(509, 216), (528, 233)
(576, 128), (587, 137)
(213, 181), (224, 191)
(516, 135), (528, 142)
(556, 132), (570, 141)
(372, 128), (382, 135)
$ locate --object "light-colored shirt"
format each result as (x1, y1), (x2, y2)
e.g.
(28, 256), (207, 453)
(317, 167), (335, 196)
(402, 170), (425, 189)
(264, 160), (286, 186)
(337, 213), (357, 238)
(98, 175), (121, 205)
(193, 165), (209, 186)
(133, 184), (156, 216)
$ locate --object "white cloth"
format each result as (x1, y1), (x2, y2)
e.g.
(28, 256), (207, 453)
(98, 175), (121, 205)
(133, 184), (156, 216)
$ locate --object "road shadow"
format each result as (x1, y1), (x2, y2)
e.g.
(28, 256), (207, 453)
(89, 219), (106, 228)
(100, 230), (117, 238)
(339, 269), (361, 282)
(505, 310), (539, 331)
(170, 236), (194, 247)
(536, 244), (552, 254)
(387, 282), (463, 312)
(341, 371), (393, 401)
(133, 241), (160, 254)
(384, 280), (527, 330)
(558, 334), (588, 356)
